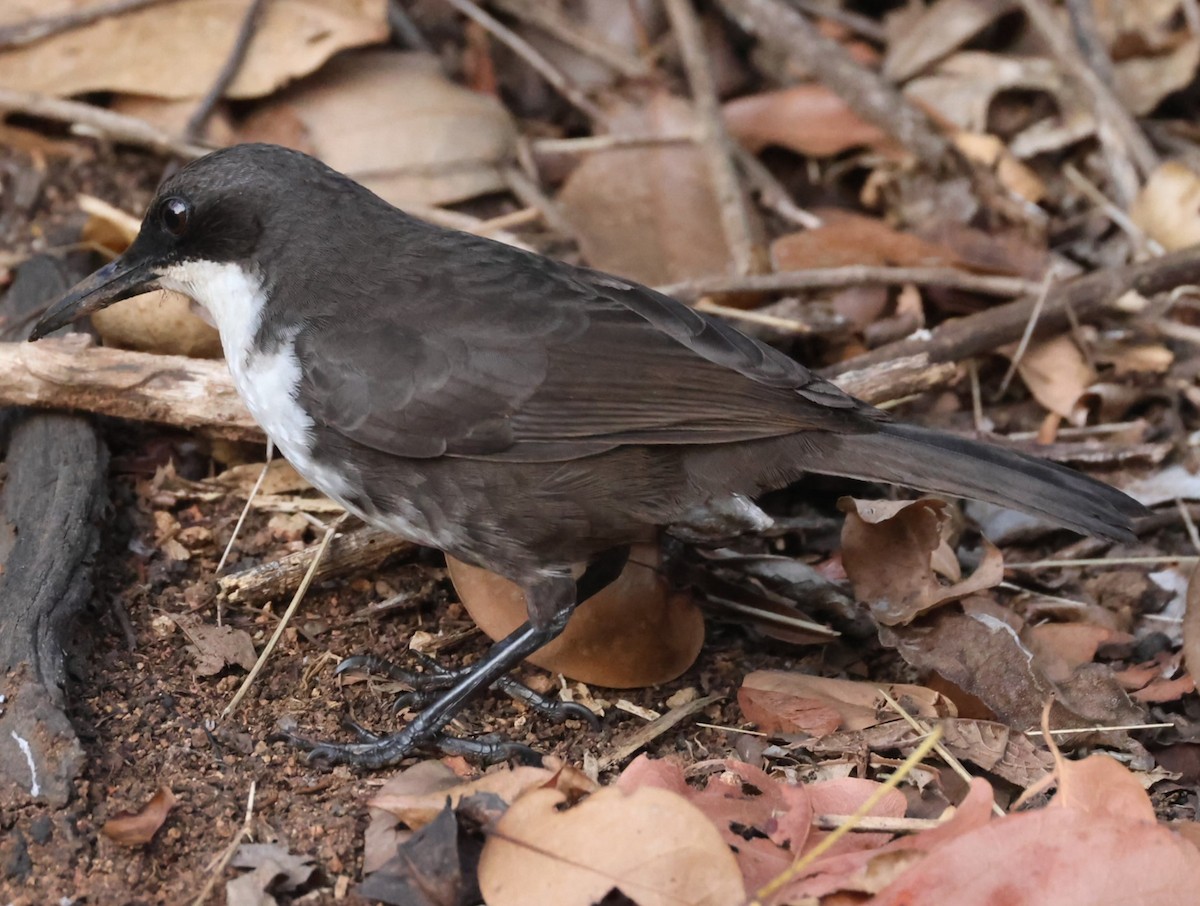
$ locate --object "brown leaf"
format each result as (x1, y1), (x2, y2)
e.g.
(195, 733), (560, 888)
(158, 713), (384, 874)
(723, 85), (891, 157)
(448, 544), (703, 688)
(1054, 753), (1158, 822)
(617, 756), (810, 892)
(1114, 37), (1200, 116)
(370, 761), (595, 829)
(0, 0), (387, 100)
(871, 807), (1200, 905)
(240, 51), (516, 208)
(557, 92), (733, 285)
(882, 605), (1145, 732)
(101, 786), (177, 846)
(1004, 334), (1095, 423)
(883, 0), (1018, 82)
(1023, 623), (1122, 683)
(840, 497), (1004, 625)
(172, 614), (256, 676)
(477, 785), (744, 906)
(737, 670), (955, 737)
(771, 210), (963, 271)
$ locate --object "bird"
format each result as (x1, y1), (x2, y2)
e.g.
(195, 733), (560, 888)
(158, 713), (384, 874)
(30, 143), (1147, 767)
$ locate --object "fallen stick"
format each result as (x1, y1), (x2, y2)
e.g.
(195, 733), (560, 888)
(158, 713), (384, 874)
(218, 524), (413, 606)
(0, 335), (262, 441)
(823, 244), (1200, 377)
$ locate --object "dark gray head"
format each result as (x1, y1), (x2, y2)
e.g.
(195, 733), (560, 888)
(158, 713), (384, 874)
(29, 144), (380, 339)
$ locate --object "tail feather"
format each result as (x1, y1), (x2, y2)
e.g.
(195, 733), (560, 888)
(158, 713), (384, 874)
(801, 422), (1147, 542)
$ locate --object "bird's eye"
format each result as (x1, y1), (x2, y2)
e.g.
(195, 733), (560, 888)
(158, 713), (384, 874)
(159, 197), (192, 237)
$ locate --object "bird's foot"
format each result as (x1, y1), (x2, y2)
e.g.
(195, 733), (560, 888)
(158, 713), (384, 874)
(336, 651), (599, 727)
(276, 715), (541, 768)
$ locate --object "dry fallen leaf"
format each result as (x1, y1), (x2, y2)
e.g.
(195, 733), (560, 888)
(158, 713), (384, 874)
(1004, 334), (1095, 424)
(882, 603), (1145, 732)
(737, 670), (955, 737)
(101, 786), (177, 846)
(370, 761), (594, 830)
(448, 544), (703, 688)
(477, 785), (745, 906)
(840, 497), (1004, 625)
(0, 0), (388, 100)
(883, 0), (1017, 82)
(771, 209), (963, 271)
(172, 614), (257, 677)
(240, 51), (517, 208)
(1131, 160), (1200, 251)
(557, 91), (734, 285)
(724, 85), (892, 157)
(1113, 37), (1200, 116)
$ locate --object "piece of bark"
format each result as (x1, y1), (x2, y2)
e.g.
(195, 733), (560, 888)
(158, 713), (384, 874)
(0, 334), (261, 441)
(218, 524), (413, 606)
(0, 255), (108, 809)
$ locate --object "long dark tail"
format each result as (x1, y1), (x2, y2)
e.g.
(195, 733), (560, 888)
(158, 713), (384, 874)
(798, 422), (1147, 542)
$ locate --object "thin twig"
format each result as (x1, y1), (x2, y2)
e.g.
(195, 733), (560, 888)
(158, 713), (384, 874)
(1016, 0), (1158, 191)
(1178, 499), (1200, 554)
(661, 266), (1037, 302)
(721, 0), (949, 163)
(994, 266), (1056, 398)
(221, 517), (344, 719)
(387, 0), (434, 52)
(441, 0), (607, 123)
(732, 143), (823, 229)
(215, 442), (274, 579)
(666, 0), (761, 275)
(0, 88), (210, 158)
(1063, 163), (1162, 256)
(190, 781), (256, 906)
(502, 164), (577, 238)
(1007, 556), (1200, 569)
(748, 727), (946, 905)
(597, 694), (721, 769)
(879, 688), (1004, 817)
(0, 0), (183, 50)
(184, 0), (269, 143)
(1024, 722), (1174, 737)
(493, 0), (651, 78)
(532, 132), (696, 154)
(811, 814), (945, 833)
(694, 298), (815, 334)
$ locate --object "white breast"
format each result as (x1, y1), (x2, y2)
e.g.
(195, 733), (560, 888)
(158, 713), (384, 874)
(158, 260), (353, 502)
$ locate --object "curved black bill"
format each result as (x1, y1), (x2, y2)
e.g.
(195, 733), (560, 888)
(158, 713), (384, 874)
(28, 255), (159, 341)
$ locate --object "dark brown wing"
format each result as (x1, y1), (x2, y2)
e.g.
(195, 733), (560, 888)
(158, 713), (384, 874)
(294, 236), (882, 462)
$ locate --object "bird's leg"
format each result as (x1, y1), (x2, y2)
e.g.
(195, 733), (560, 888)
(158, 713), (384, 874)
(284, 546), (630, 768)
(337, 650), (597, 724)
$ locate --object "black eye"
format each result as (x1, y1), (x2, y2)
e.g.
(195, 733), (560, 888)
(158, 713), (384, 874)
(159, 197), (191, 237)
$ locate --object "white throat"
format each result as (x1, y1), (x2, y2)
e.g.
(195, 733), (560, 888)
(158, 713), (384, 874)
(158, 260), (332, 491)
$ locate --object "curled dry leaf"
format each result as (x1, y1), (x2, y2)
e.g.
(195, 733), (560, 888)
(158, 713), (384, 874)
(448, 544), (703, 688)
(1113, 37), (1200, 116)
(883, 0), (1018, 82)
(477, 785), (745, 906)
(557, 91), (733, 286)
(737, 670), (955, 737)
(723, 85), (892, 157)
(839, 497), (1004, 625)
(1003, 334), (1095, 424)
(369, 760), (595, 830)
(0, 0), (388, 100)
(1131, 161), (1200, 251)
(240, 51), (516, 208)
(101, 786), (177, 846)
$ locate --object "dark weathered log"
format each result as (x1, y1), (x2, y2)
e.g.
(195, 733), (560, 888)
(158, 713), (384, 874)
(0, 255), (108, 809)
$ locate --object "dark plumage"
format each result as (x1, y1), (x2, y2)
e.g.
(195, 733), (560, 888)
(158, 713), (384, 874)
(30, 144), (1148, 764)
